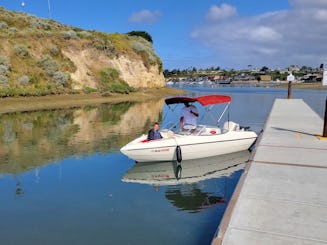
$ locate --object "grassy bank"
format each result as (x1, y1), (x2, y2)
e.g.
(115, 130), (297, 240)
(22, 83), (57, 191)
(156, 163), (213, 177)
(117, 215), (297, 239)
(0, 87), (186, 114)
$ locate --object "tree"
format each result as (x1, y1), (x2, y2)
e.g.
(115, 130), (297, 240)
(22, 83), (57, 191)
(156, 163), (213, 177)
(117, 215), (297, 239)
(260, 66), (269, 72)
(127, 31), (153, 43)
(163, 69), (170, 77)
(300, 66), (308, 72)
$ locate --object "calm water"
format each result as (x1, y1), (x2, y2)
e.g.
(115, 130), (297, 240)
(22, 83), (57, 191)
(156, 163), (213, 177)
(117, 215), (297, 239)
(0, 87), (325, 245)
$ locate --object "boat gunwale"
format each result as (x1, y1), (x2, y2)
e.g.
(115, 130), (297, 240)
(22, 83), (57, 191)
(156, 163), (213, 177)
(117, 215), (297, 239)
(122, 136), (257, 151)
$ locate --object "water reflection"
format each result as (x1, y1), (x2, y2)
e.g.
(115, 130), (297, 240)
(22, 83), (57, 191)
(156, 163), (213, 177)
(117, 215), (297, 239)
(0, 99), (164, 174)
(122, 150), (249, 213)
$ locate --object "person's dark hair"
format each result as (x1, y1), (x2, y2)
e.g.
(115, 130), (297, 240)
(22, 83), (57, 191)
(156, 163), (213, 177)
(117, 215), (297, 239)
(153, 122), (159, 126)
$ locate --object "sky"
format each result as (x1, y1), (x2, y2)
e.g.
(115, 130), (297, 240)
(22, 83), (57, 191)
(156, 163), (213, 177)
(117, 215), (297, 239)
(1, 0), (327, 70)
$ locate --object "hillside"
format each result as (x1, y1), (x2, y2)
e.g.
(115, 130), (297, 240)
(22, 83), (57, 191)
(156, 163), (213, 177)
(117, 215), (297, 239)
(0, 7), (165, 97)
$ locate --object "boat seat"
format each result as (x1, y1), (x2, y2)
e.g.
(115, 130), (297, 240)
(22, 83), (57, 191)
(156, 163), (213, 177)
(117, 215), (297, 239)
(223, 121), (240, 131)
(199, 128), (221, 135)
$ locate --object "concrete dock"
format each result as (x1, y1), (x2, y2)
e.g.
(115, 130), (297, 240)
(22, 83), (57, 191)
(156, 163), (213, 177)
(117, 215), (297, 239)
(212, 99), (327, 245)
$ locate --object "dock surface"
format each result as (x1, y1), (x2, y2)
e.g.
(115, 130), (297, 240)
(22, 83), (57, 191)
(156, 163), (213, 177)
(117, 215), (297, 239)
(212, 99), (327, 245)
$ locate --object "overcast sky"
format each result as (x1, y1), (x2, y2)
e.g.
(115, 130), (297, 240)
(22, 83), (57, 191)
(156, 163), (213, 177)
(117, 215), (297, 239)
(1, 0), (327, 69)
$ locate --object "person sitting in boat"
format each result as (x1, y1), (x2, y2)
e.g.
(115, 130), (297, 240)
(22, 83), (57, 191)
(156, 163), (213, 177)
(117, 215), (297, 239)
(147, 122), (163, 140)
(180, 102), (199, 130)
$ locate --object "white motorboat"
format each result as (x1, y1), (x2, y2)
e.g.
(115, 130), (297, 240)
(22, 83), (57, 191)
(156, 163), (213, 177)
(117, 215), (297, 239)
(120, 95), (257, 162)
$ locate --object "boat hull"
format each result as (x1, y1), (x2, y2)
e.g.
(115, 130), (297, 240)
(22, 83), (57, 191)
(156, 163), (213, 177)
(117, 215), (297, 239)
(120, 130), (257, 162)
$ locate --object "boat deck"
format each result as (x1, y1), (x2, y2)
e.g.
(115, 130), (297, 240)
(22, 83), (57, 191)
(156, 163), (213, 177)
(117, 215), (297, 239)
(212, 99), (327, 245)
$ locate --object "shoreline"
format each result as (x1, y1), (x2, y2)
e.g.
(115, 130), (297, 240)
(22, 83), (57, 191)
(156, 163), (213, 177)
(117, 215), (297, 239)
(230, 80), (327, 90)
(0, 87), (186, 114)
(1, 83), (325, 115)
(275, 82), (327, 90)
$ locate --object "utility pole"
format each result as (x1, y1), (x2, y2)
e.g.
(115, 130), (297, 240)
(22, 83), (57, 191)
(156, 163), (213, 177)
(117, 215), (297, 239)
(48, 0), (52, 19)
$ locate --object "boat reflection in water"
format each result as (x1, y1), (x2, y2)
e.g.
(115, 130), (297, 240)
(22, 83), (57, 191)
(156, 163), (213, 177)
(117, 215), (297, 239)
(122, 150), (250, 213)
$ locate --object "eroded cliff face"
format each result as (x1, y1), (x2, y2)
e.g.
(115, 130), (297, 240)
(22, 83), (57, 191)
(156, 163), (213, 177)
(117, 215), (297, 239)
(0, 7), (165, 95)
(63, 49), (165, 90)
(108, 56), (165, 88)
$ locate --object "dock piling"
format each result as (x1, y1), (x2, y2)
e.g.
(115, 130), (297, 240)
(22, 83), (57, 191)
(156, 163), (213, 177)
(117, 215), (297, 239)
(287, 81), (292, 99)
(287, 73), (295, 99)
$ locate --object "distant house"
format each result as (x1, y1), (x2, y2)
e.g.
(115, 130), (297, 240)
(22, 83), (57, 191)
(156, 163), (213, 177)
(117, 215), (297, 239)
(289, 65), (300, 73)
(260, 75), (272, 82)
(302, 74), (322, 82)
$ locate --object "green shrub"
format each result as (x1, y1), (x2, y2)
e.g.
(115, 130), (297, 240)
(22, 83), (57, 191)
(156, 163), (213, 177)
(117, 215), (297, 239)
(84, 86), (97, 94)
(62, 30), (78, 39)
(14, 44), (29, 58)
(18, 75), (30, 85)
(49, 45), (60, 56)
(130, 40), (162, 71)
(90, 38), (116, 56)
(0, 74), (8, 87)
(53, 71), (68, 87)
(100, 67), (120, 83)
(99, 67), (135, 93)
(0, 64), (9, 76)
(130, 41), (147, 52)
(45, 30), (52, 36)
(78, 31), (92, 38)
(29, 17), (51, 30)
(0, 21), (8, 29)
(0, 56), (10, 69)
(0, 56), (10, 87)
(9, 27), (17, 33)
(38, 55), (59, 75)
(0, 86), (69, 97)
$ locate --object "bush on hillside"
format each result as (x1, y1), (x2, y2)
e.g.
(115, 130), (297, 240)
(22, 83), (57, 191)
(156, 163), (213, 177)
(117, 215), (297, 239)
(14, 44), (29, 58)
(78, 31), (92, 38)
(0, 55), (11, 68)
(0, 21), (8, 29)
(8, 27), (17, 33)
(49, 45), (60, 56)
(0, 74), (8, 87)
(0, 64), (9, 76)
(18, 75), (30, 85)
(130, 40), (162, 72)
(62, 30), (78, 40)
(84, 86), (97, 94)
(53, 71), (68, 87)
(29, 18), (51, 30)
(0, 56), (10, 87)
(130, 40), (148, 52)
(38, 55), (59, 75)
(91, 38), (116, 56)
(99, 67), (135, 93)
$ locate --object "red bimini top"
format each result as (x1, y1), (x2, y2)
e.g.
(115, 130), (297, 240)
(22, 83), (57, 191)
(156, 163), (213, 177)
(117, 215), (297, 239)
(165, 95), (231, 106)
